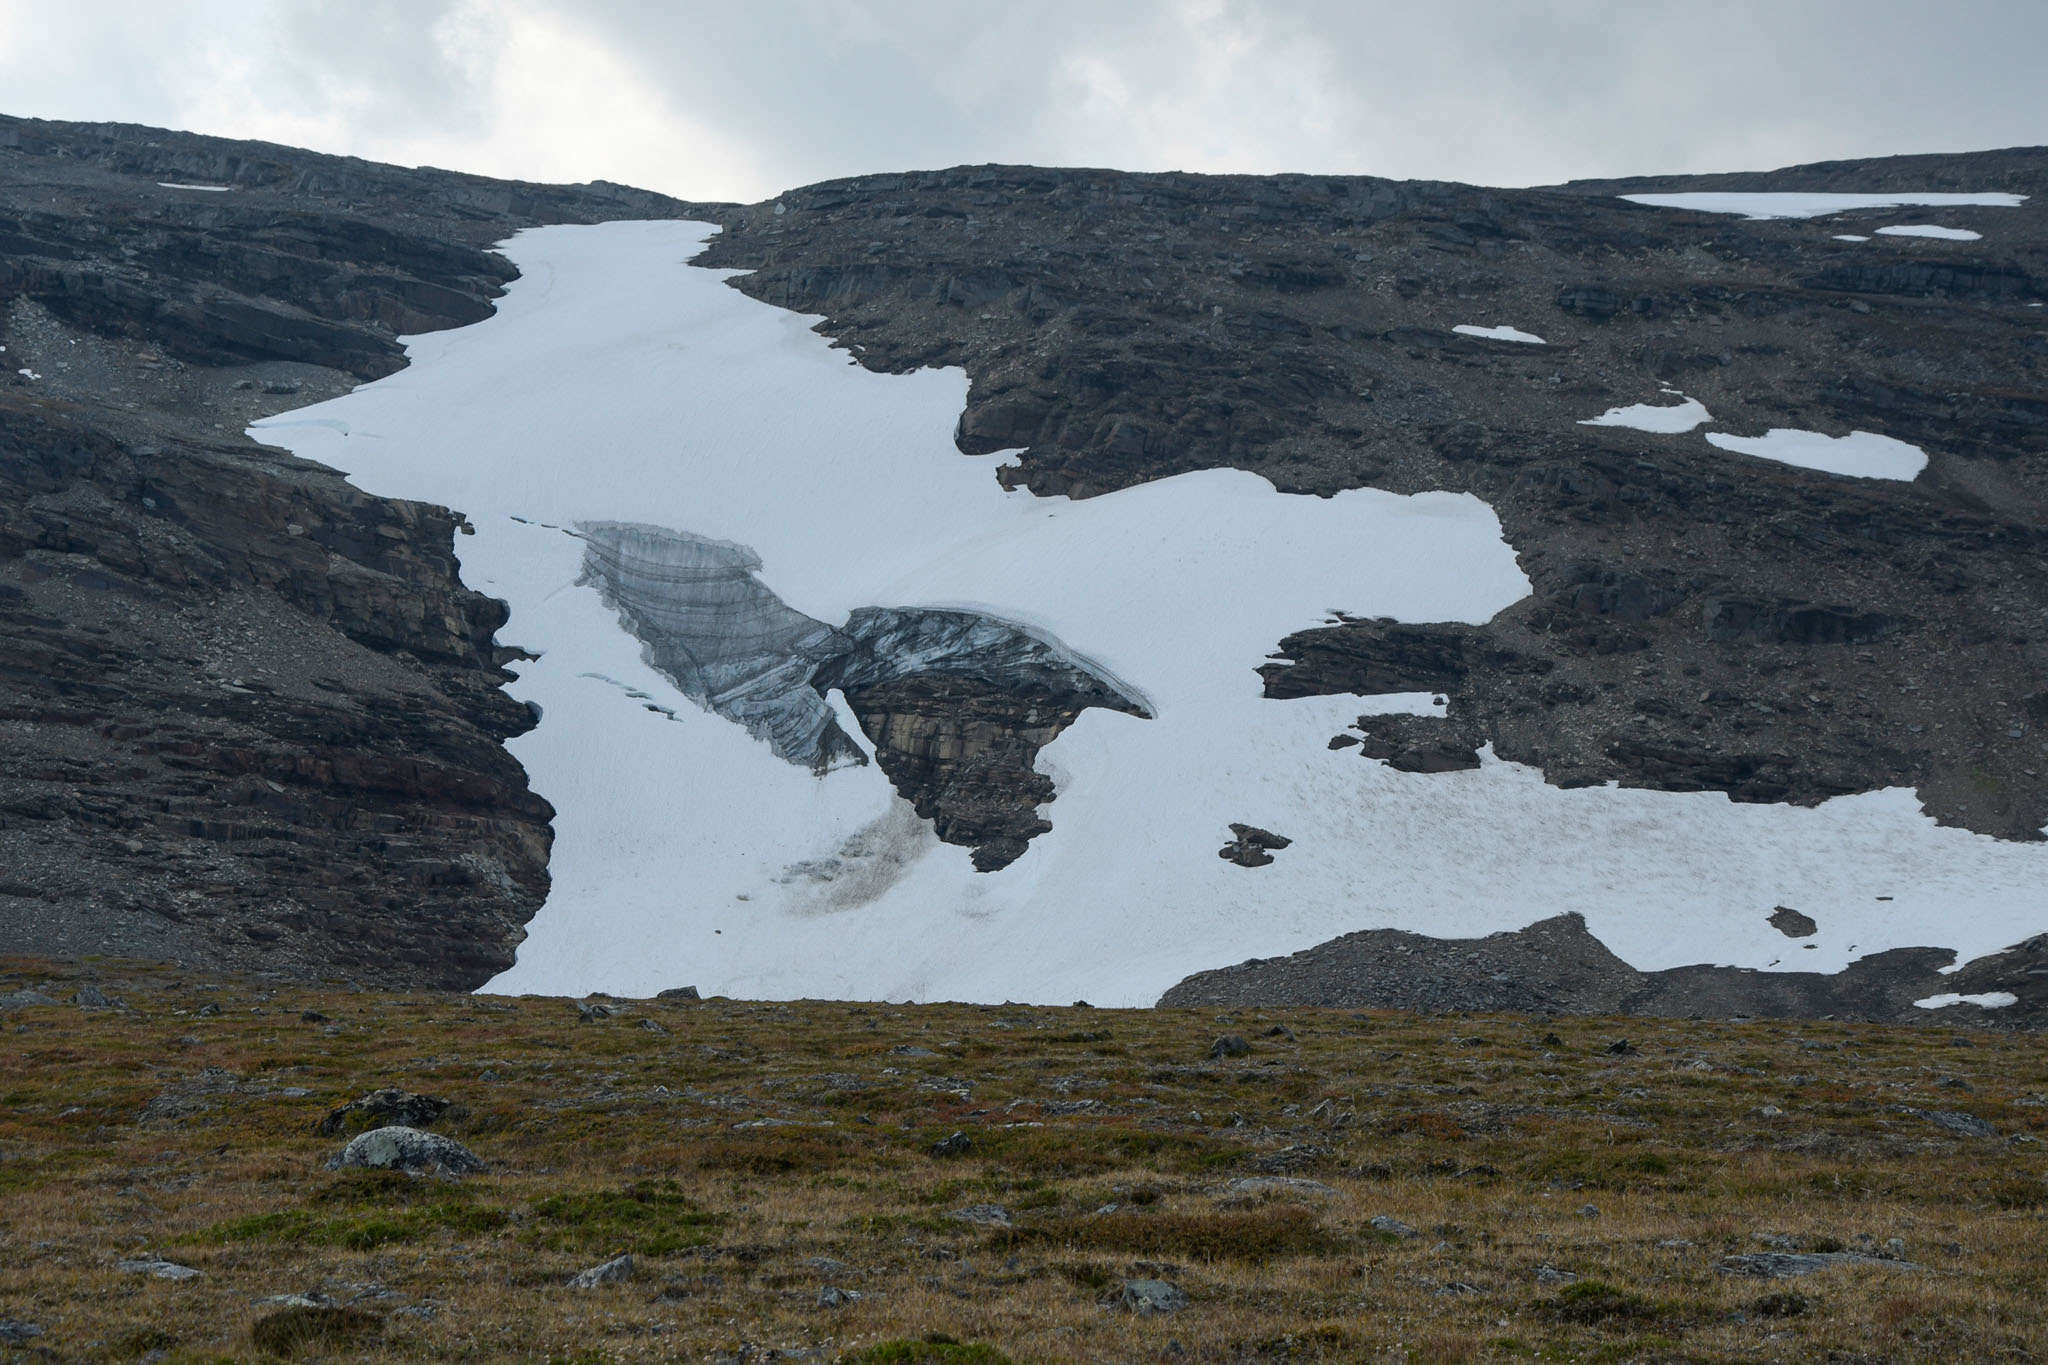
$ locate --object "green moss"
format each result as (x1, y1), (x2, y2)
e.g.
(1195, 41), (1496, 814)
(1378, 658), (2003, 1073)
(523, 1179), (720, 1256)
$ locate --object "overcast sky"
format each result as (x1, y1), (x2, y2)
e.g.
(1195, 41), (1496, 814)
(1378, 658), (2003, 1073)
(2, 1), (2043, 203)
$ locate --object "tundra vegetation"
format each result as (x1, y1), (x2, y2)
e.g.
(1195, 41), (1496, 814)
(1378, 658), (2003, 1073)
(1, 957), (2044, 1362)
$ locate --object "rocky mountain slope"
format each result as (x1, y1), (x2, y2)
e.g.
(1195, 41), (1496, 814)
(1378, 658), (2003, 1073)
(3, 115), (2044, 1016)
(0, 116), (713, 987)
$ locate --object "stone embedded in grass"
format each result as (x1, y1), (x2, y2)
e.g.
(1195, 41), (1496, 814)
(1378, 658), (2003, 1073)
(316, 1088), (454, 1137)
(325, 1125), (485, 1176)
(818, 1285), (862, 1307)
(946, 1203), (1014, 1228)
(1110, 1278), (1189, 1315)
(1906, 1108), (1997, 1138)
(930, 1130), (972, 1157)
(0, 1322), (43, 1344)
(1216, 1177), (1336, 1200)
(1208, 1035), (1252, 1060)
(118, 1258), (203, 1280)
(1718, 1252), (1924, 1278)
(1369, 1215), (1418, 1239)
(568, 1253), (635, 1288)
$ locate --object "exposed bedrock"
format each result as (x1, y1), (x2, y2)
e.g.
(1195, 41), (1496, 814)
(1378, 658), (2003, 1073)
(696, 150), (2048, 844)
(0, 115), (716, 987)
(576, 522), (1147, 868)
(1159, 912), (2048, 1025)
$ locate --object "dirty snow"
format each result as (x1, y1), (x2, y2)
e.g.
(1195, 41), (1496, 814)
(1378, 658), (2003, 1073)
(1875, 224), (1982, 241)
(250, 220), (2048, 1005)
(1579, 393), (1711, 433)
(156, 182), (230, 192)
(1705, 428), (1927, 481)
(1453, 324), (1546, 344)
(1620, 192), (2025, 220)
(1914, 992), (2019, 1010)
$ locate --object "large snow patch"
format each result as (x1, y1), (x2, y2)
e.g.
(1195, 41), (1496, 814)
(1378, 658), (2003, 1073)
(251, 221), (2048, 1005)
(1620, 192), (2025, 220)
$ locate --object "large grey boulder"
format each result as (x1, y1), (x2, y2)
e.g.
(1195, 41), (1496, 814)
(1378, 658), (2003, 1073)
(325, 1125), (485, 1176)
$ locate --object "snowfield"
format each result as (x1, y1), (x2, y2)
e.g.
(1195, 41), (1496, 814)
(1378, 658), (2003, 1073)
(1620, 191), (2025, 220)
(1579, 393), (1712, 434)
(252, 221), (2048, 1004)
(1705, 428), (1928, 481)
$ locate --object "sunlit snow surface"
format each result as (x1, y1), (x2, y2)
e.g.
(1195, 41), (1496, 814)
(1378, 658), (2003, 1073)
(156, 182), (230, 192)
(1915, 992), (2018, 1010)
(1705, 428), (1928, 481)
(1453, 324), (1546, 344)
(1621, 192), (2025, 220)
(252, 221), (2048, 1004)
(1580, 394), (1711, 433)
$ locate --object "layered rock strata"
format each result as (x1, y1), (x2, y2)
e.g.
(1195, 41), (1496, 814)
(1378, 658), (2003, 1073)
(0, 116), (709, 987)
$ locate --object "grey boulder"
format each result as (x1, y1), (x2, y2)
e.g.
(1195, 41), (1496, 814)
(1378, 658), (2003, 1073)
(326, 1125), (485, 1176)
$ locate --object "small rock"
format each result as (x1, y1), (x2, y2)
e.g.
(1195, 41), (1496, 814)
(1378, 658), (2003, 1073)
(817, 1285), (861, 1308)
(1218, 823), (1292, 868)
(1754, 1105), (1784, 1118)
(1111, 1279), (1188, 1315)
(1768, 906), (1818, 939)
(1577, 1203), (1601, 1219)
(1604, 1039), (1633, 1055)
(1369, 1215), (1419, 1239)
(326, 1125), (485, 1176)
(1718, 1252), (1922, 1279)
(576, 1001), (613, 1022)
(569, 1254), (635, 1289)
(1917, 1109), (1997, 1138)
(72, 984), (115, 1009)
(1752, 1233), (1799, 1250)
(1217, 1176), (1336, 1199)
(930, 1130), (972, 1157)
(638, 1017), (670, 1035)
(946, 1203), (1014, 1228)
(119, 1258), (203, 1280)
(1208, 1034), (1252, 1060)
(195, 1002), (222, 1017)
(0, 1321), (44, 1344)
(0, 990), (59, 1010)
(807, 1256), (852, 1277)
(300, 1010), (329, 1023)
(656, 985), (700, 1000)
(1534, 1265), (1579, 1285)
(316, 1089), (453, 1137)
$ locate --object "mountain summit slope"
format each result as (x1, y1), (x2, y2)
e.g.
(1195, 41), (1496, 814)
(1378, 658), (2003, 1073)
(3, 117), (2045, 1017)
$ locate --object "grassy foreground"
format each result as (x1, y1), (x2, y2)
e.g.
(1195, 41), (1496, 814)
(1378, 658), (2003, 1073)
(1, 958), (2045, 1363)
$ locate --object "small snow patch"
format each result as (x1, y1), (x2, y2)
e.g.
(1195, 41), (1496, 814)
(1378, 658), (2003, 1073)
(157, 182), (230, 192)
(1620, 192), (2025, 220)
(1579, 395), (1711, 434)
(1453, 324), (1546, 345)
(15, 368), (39, 380)
(1704, 428), (1926, 481)
(1914, 992), (2018, 1010)
(1876, 224), (1982, 241)
(1833, 234), (1871, 242)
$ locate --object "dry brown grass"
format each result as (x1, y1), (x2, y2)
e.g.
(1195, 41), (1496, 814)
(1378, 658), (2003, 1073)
(1, 956), (2045, 1362)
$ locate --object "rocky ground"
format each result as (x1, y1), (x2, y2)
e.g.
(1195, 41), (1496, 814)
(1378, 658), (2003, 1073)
(4, 957), (2048, 1363)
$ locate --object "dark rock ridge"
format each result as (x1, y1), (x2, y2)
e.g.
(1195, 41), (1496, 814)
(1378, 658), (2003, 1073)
(0, 115), (716, 988)
(1158, 912), (2048, 1025)
(577, 520), (1146, 868)
(694, 151), (2048, 848)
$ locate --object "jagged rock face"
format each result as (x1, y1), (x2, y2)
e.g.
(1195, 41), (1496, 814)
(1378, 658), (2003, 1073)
(577, 521), (1146, 868)
(695, 153), (2048, 846)
(0, 116), (711, 988)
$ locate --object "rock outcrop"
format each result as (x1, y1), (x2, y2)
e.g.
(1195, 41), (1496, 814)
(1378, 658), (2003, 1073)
(0, 115), (715, 988)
